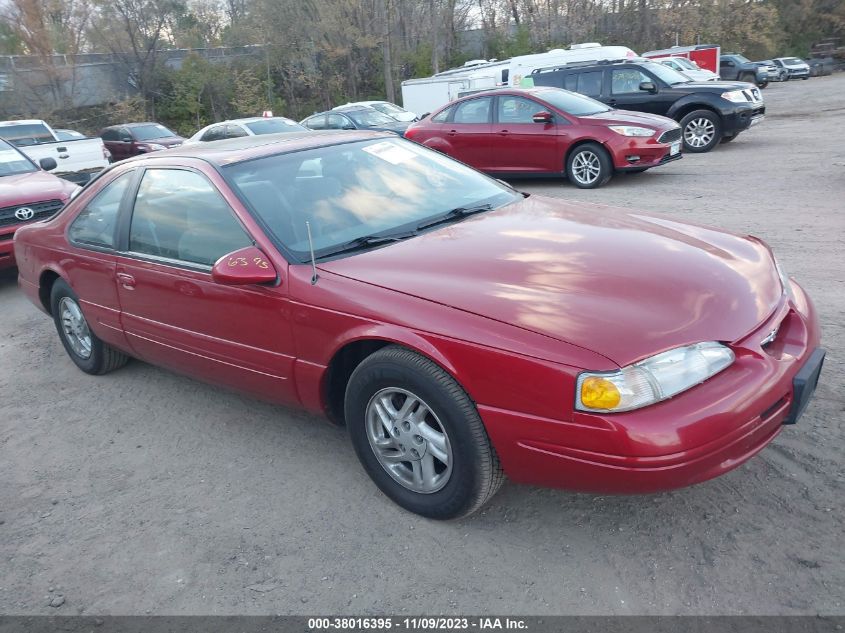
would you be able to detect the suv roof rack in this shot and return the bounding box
[531,58,641,74]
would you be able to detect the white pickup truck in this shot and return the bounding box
[0,119,111,185]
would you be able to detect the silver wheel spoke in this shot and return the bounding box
[365,387,453,494]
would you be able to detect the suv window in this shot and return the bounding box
[129,169,251,266]
[69,172,134,248]
[611,68,651,94]
[453,97,491,124]
[497,96,539,124]
[563,74,577,91]
[577,71,603,97]
[101,128,119,142]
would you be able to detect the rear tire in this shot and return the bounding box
[50,279,129,375]
[566,143,612,189]
[680,110,722,153]
[345,345,504,519]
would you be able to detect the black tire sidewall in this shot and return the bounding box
[51,279,105,374]
[567,143,612,189]
[345,351,490,519]
[680,110,722,153]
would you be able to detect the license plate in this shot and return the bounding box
[670,141,681,156]
[783,348,825,425]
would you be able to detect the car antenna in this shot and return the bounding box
[306,221,319,285]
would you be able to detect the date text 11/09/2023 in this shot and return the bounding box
[307,617,528,630]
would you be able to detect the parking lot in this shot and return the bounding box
[0,74,843,616]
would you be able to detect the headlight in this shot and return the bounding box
[772,254,796,303]
[608,126,655,137]
[721,90,748,102]
[147,143,167,151]
[575,342,735,413]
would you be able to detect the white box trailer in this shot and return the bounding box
[400,43,637,116]
[400,61,509,117]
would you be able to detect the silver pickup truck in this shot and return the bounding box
[0,119,111,185]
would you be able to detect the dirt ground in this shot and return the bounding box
[1,75,843,616]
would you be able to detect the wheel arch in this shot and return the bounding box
[37,268,64,315]
[668,99,720,122]
[319,327,462,426]
[564,138,610,171]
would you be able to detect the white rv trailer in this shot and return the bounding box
[400,43,637,116]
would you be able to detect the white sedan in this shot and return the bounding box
[185,117,306,144]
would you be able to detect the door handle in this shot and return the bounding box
[447,129,457,136]
[116,272,136,290]
[498,129,509,135]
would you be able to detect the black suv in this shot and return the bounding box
[530,59,765,152]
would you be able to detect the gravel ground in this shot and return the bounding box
[0,75,843,616]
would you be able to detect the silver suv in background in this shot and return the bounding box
[773,57,811,80]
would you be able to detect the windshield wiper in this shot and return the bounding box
[417,204,494,231]
[316,230,417,259]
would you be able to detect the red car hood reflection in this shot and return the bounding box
[581,109,679,129]
[320,196,783,367]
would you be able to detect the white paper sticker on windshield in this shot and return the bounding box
[362,141,416,165]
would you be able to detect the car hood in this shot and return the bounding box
[581,109,678,129]
[0,170,77,205]
[368,122,410,134]
[147,136,185,146]
[677,79,754,91]
[389,112,418,122]
[320,196,782,367]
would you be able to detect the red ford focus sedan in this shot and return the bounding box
[14,132,823,519]
[404,87,682,188]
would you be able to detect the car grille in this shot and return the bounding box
[657,128,682,144]
[0,199,64,228]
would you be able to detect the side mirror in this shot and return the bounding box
[212,246,277,285]
[39,157,57,171]
[121,136,133,142]
[532,111,553,123]
[639,81,657,93]
[342,124,356,130]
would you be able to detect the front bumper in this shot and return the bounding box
[722,103,766,135]
[480,282,821,493]
[607,131,683,171]
[0,229,14,269]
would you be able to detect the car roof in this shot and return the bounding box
[119,130,392,167]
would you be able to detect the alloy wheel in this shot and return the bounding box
[365,387,453,494]
[684,118,716,149]
[571,150,602,185]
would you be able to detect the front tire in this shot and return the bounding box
[566,143,612,189]
[50,279,129,375]
[680,110,722,153]
[345,345,504,519]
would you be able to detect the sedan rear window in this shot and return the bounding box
[244,118,306,135]
[225,138,518,261]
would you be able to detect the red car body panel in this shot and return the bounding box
[13,132,822,494]
[405,88,682,174]
[0,169,77,269]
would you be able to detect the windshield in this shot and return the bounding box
[0,140,36,176]
[225,137,519,261]
[56,129,85,140]
[370,103,406,115]
[733,54,751,63]
[0,122,55,146]
[673,58,698,70]
[783,57,803,65]
[536,88,610,116]
[640,61,691,85]
[132,124,178,141]
[245,118,306,135]
[343,109,397,127]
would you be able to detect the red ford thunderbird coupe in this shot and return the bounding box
[14,131,823,519]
